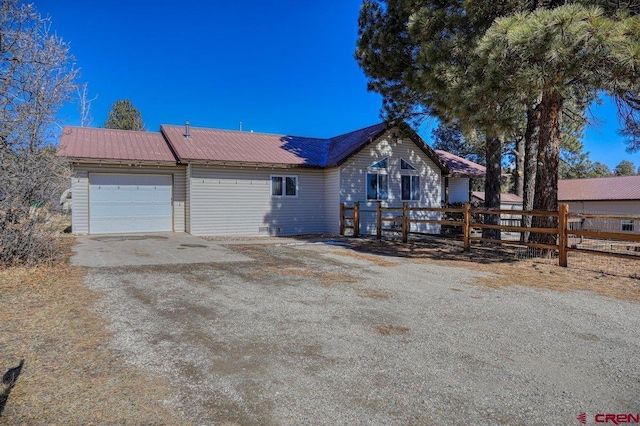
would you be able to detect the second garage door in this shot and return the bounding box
[89,174,173,234]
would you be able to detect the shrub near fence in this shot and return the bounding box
[340,202,640,270]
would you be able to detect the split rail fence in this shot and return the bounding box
[340,201,640,268]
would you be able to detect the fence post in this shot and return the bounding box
[463,202,471,252]
[402,202,408,243]
[376,201,382,240]
[353,202,360,238]
[558,203,568,267]
[340,202,345,236]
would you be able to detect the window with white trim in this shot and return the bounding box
[271,175,297,197]
[400,158,420,200]
[401,175,421,200]
[367,158,389,200]
[621,220,635,232]
[400,159,416,170]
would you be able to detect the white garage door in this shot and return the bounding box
[89,174,173,234]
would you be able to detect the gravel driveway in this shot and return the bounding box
[83,239,640,425]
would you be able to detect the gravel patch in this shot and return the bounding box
[83,242,640,425]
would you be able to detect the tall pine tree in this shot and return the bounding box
[104,99,145,131]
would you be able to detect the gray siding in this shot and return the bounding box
[323,167,341,234]
[339,129,442,235]
[186,164,192,233]
[449,177,470,203]
[565,200,640,235]
[71,169,89,234]
[70,164,186,234]
[189,165,329,236]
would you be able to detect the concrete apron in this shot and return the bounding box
[72,232,252,267]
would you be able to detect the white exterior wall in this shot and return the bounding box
[323,167,341,234]
[189,165,329,236]
[339,130,442,235]
[449,177,470,203]
[565,200,640,234]
[70,164,186,235]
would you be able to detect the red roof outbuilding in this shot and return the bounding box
[559,175,640,201]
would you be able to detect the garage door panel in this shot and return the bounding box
[89,174,172,234]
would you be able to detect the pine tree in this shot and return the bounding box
[614,160,636,176]
[475,4,640,241]
[104,99,144,131]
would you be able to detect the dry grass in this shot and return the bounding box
[356,288,391,300]
[336,250,399,267]
[374,324,410,336]
[0,236,185,425]
[249,265,360,287]
[345,239,640,302]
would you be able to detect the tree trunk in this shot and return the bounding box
[482,135,502,240]
[514,137,524,198]
[532,90,563,245]
[521,105,540,242]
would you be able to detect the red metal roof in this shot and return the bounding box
[57,126,176,163]
[472,192,523,203]
[325,122,388,165]
[559,176,640,201]
[435,150,486,178]
[58,122,449,171]
[161,125,329,167]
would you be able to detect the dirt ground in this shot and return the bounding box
[0,234,638,424]
[0,236,185,425]
[345,238,640,300]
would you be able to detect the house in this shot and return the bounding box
[434,150,485,204]
[472,192,524,240]
[57,122,450,236]
[471,192,524,210]
[559,175,640,234]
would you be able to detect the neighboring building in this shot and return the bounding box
[559,175,640,234]
[57,122,449,236]
[471,192,524,210]
[472,192,524,240]
[435,150,485,204]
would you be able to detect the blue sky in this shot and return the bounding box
[36,0,638,170]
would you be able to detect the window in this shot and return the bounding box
[621,220,635,232]
[401,175,421,200]
[367,173,388,200]
[400,159,420,200]
[400,159,416,170]
[367,158,388,200]
[370,158,388,169]
[271,176,297,197]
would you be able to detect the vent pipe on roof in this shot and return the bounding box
[185,121,190,139]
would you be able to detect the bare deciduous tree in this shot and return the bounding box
[0,0,77,267]
[77,83,97,127]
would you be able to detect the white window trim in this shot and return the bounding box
[368,157,389,171]
[366,172,389,201]
[400,158,418,172]
[270,175,298,198]
[621,219,635,232]
[401,174,421,201]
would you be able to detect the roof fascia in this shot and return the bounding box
[392,121,450,174]
[65,158,180,167]
[332,124,390,167]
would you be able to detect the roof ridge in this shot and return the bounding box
[560,175,640,182]
[160,123,330,141]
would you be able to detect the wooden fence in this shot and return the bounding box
[340,201,640,268]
